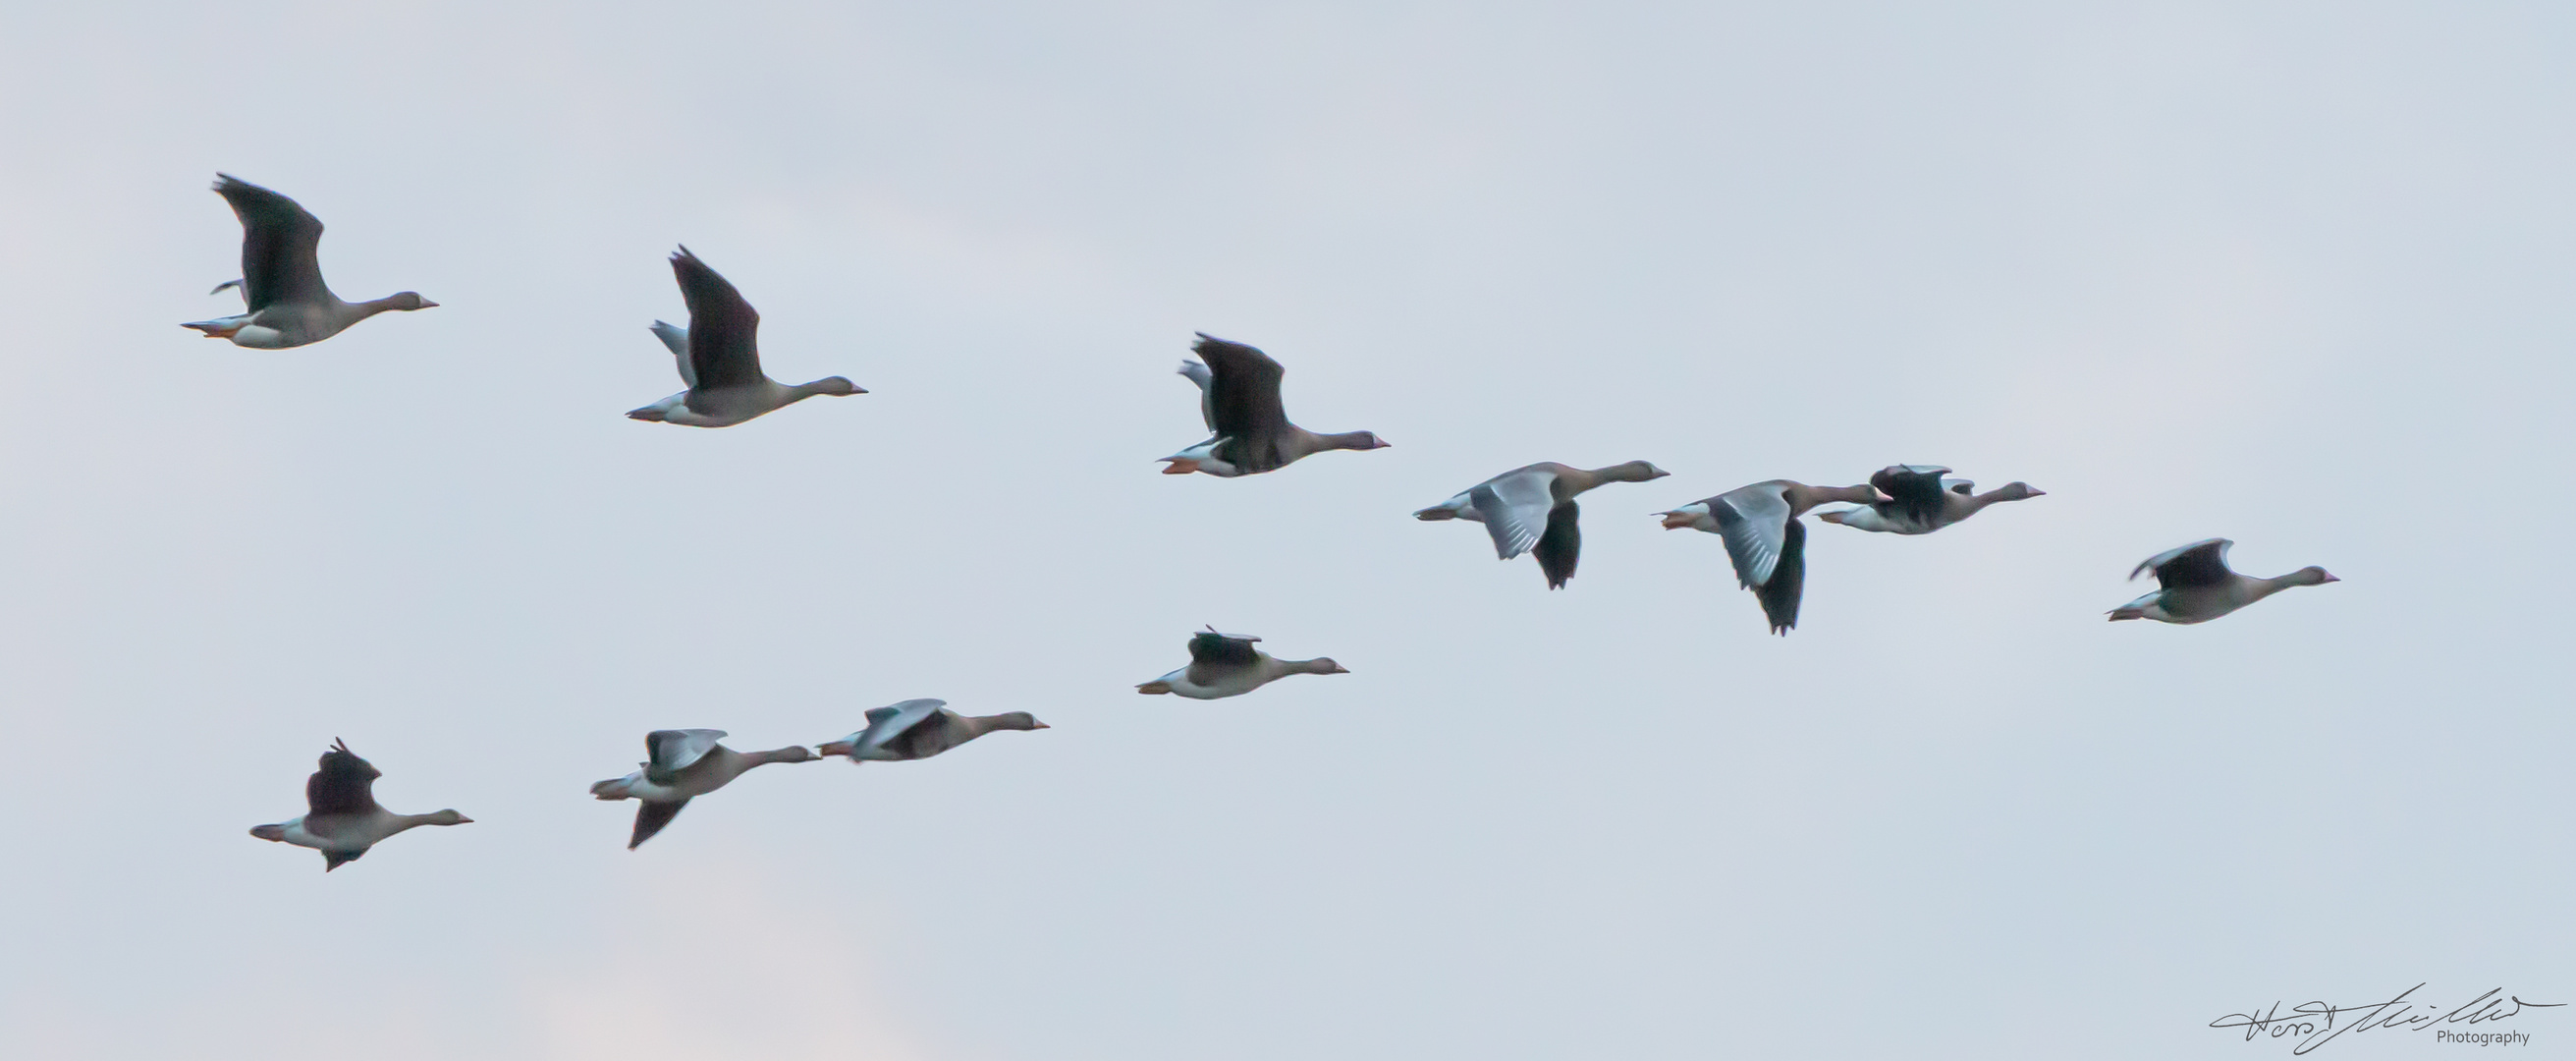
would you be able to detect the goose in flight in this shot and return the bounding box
[1137,628,1347,699]
[248,740,470,870]
[183,175,436,348]
[1819,465,2046,534]
[628,247,865,427]
[1161,334,1388,476]
[589,729,815,848]
[815,698,1050,763]
[2109,538,2337,624]
[1414,461,1670,588]
[1659,478,1887,634]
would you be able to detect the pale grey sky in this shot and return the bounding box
[2,2,2570,1058]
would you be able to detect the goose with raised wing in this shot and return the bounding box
[249,740,470,871]
[1660,478,1887,634]
[2109,538,2337,624]
[1818,465,2046,534]
[1161,334,1388,476]
[627,247,865,427]
[816,698,1050,763]
[1415,461,1670,588]
[183,175,436,348]
[589,729,815,848]
[1137,628,1347,699]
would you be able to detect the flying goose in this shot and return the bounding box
[1659,478,1887,634]
[248,740,470,870]
[627,247,865,427]
[1160,334,1388,476]
[1818,465,2046,534]
[589,729,815,848]
[183,175,436,348]
[816,698,1050,763]
[2110,538,2337,624]
[1414,461,1671,588]
[1137,628,1347,699]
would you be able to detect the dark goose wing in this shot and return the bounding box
[643,729,726,785]
[2134,538,2233,589]
[885,711,963,759]
[858,699,945,757]
[1754,518,1808,635]
[214,174,330,310]
[1534,500,1581,589]
[1870,465,1952,528]
[1192,334,1292,472]
[630,799,688,849]
[305,738,383,816]
[1184,628,1262,686]
[671,247,765,393]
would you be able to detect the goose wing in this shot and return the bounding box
[650,320,696,388]
[1533,500,1581,588]
[214,175,329,310]
[1754,517,1807,634]
[1708,482,1795,588]
[630,798,688,849]
[1185,629,1263,686]
[1468,467,1561,560]
[305,738,382,816]
[644,729,727,781]
[1870,465,1952,528]
[1193,334,1292,470]
[671,247,764,392]
[857,698,947,754]
[2133,538,2233,588]
[884,709,965,759]
[1176,360,1216,430]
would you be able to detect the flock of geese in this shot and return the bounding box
[197,174,2341,870]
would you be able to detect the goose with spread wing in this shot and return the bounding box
[249,740,470,870]
[816,698,1050,763]
[1818,465,2045,534]
[184,175,436,348]
[628,247,865,427]
[1414,461,1670,588]
[1161,334,1388,476]
[2109,538,2337,624]
[1659,478,1887,634]
[589,729,815,848]
[1137,628,1346,699]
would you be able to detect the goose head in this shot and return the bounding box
[802,376,866,397]
[990,711,1051,731]
[1607,460,1672,482]
[423,810,473,825]
[2287,566,2339,586]
[386,292,438,310]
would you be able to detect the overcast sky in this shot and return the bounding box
[3,2,2571,1059]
